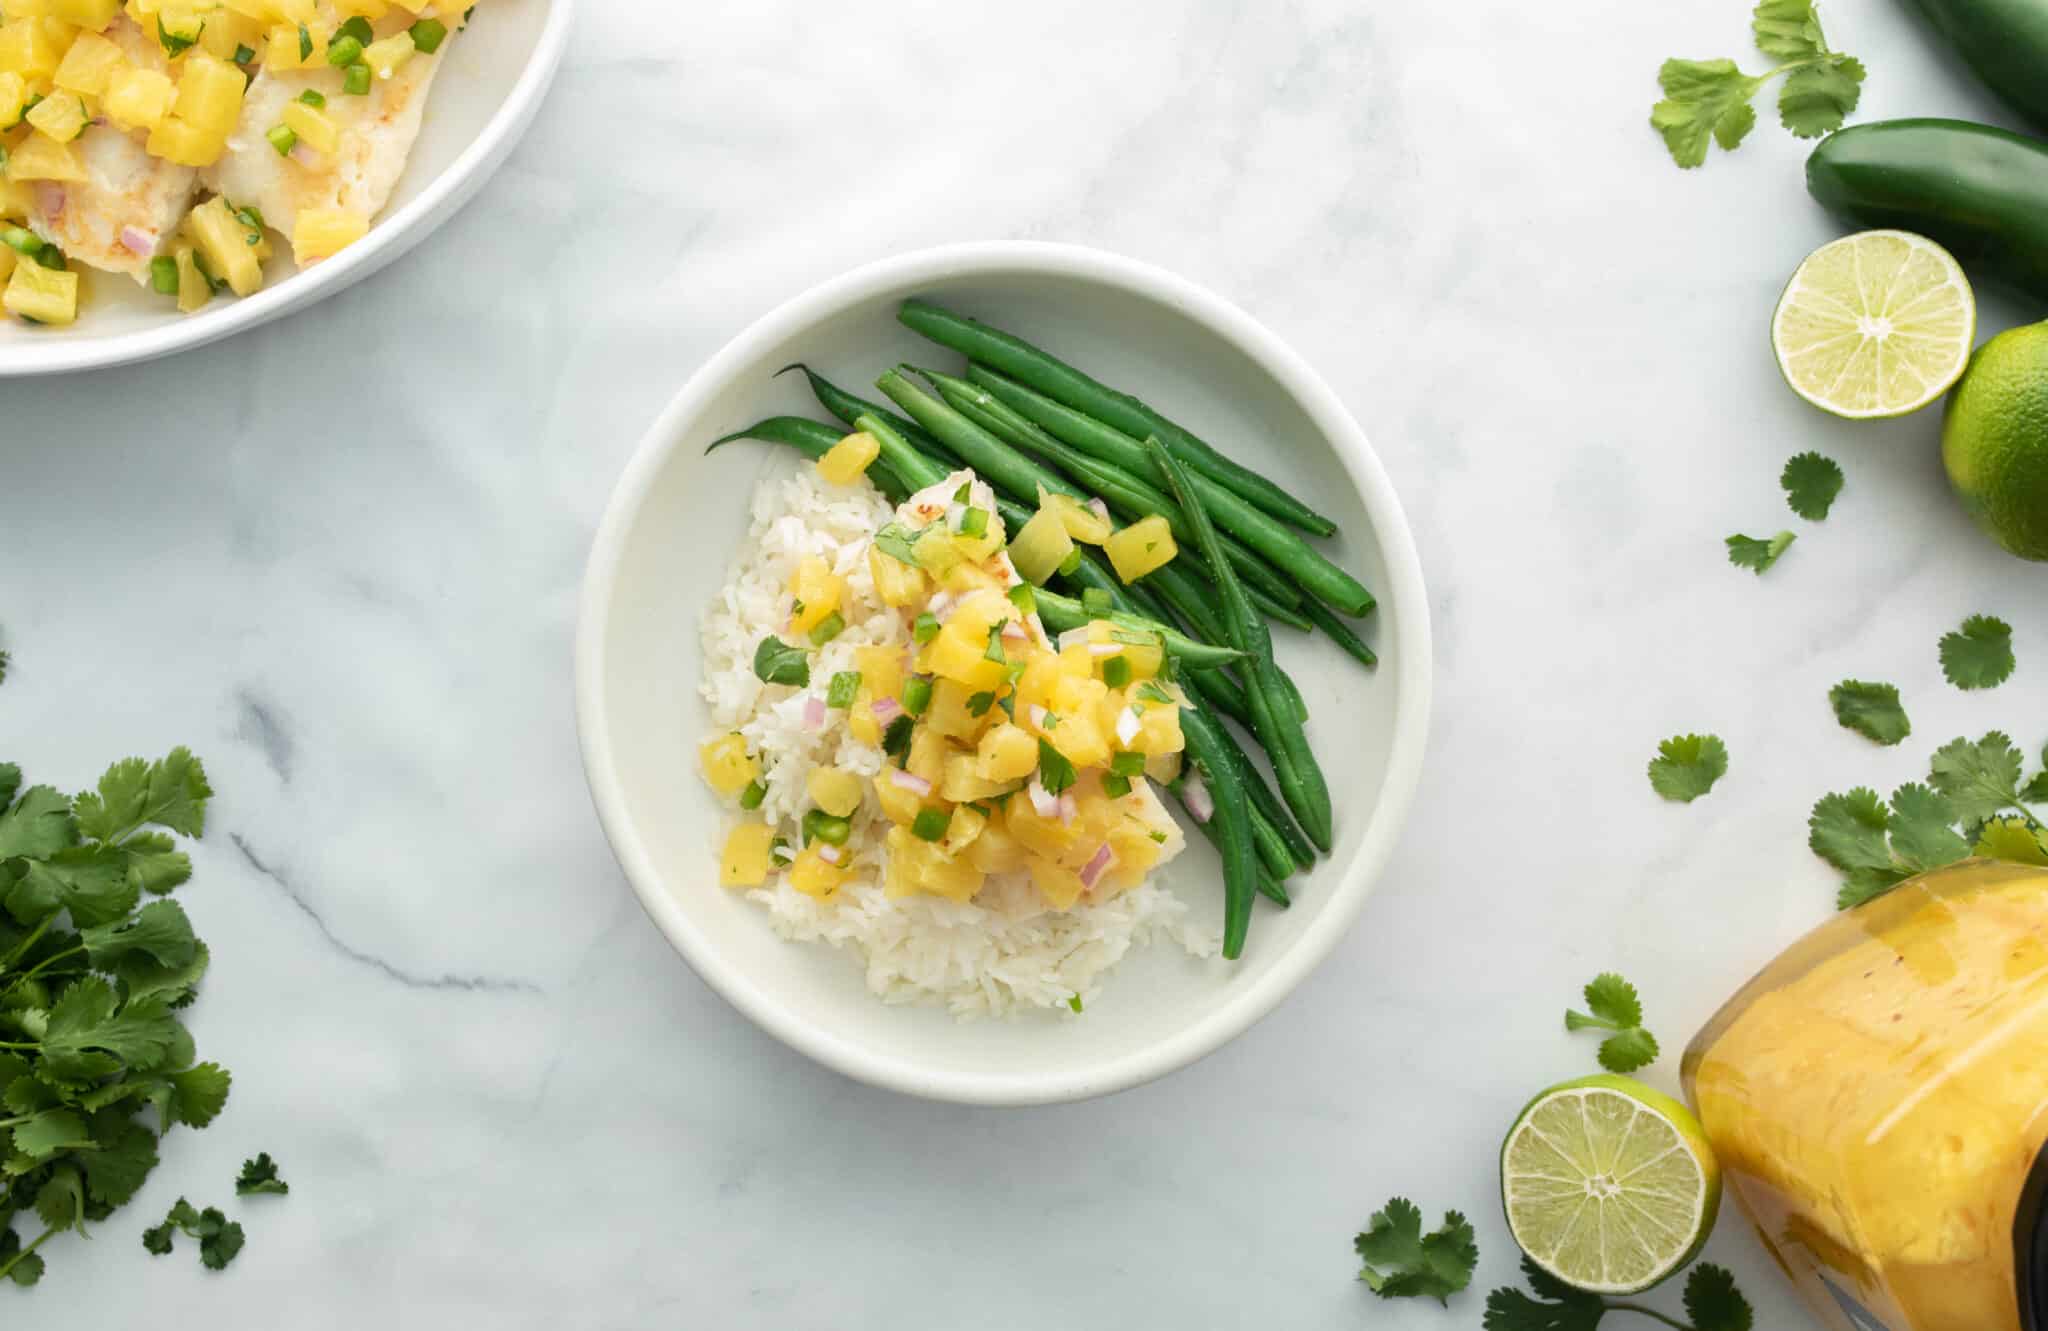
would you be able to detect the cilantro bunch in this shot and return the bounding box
[1811,732,2048,909]
[1486,1258,1753,1331]
[0,750,228,1288]
[1651,0,1865,168]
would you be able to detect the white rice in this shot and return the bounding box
[698,462,1218,1018]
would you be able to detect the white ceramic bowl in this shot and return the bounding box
[577,243,1432,1106]
[0,0,572,378]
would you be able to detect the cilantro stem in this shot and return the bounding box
[16,942,86,981]
[1605,1303,1694,1331]
[0,1225,59,1283]
[0,912,58,971]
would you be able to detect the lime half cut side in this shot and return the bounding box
[1772,229,1976,419]
[1500,1075,1722,1296]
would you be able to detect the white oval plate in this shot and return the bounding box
[578,243,1433,1105]
[0,0,571,378]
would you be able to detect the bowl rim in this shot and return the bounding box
[575,240,1434,1106]
[0,0,575,379]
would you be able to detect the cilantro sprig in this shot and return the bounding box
[1649,734,1727,803]
[1725,531,1795,575]
[0,750,229,1289]
[1566,974,1660,1073]
[140,1198,243,1270]
[1486,1258,1753,1331]
[1811,732,2048,908]
[1353,1199,1477,1305]
[236,1153,288,1197]
[1940,615,2015,691]
[1829,680,1910,747]
[1781,452,1843,520]
[1651,0,1865,168]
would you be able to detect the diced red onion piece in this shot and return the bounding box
[1087,642,1122,658]
[870,696,903,723]
[888,769,932,797]
[33,183,64,219]
[1088,498,1110,523]
[803,696,827,729]
[816,843,842,865]
[927,591,955,619]
[120,225,157,256]
[290,143,319,168]
[1183,773,1214,824]
[1115,707,1141,747]
[1079,843,1115,889]
[1001,619,1027,641]
[1057,628,1089,652]
[1028,777,1059,818]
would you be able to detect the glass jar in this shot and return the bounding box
[1684,859,2048,1331]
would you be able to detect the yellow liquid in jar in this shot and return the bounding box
[1684,861,2048,1331]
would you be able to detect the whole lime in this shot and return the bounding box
[1943,321,2048,562]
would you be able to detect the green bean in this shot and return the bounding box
[876,368,1087,510]
[1148,436,1332,851]
[1032,587,1246,670]
[707,416,913,503]
[963,363,1373,618]
[922,367,1309,616]
[899,298,1338,537]
[1175,702,1260,955]
[1182,786,1292,903]
[779,364,965,470]
[852,412,949,492]
[1301,595,1378,669]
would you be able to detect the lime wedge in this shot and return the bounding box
[1772,229,1976,419]
[1499,1074,1722,1295]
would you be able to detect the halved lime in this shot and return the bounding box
[1499,1074,1722,1295]
[1772,229,1976,419]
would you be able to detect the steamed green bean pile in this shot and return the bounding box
[708,299,1378,957]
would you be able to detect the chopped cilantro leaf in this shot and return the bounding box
[1649,734,1727,803]
[1354,1199,1477,1305]
[752,636,810,687]
[1037,739,1077,796]
[1940,615,2015,690]
[1565,973,1660,1073]
[235,1153,288,1196]
[1726,530,1795,575]
[1781,451,1844,519]
[1829,680,1910,746]
[873,522,921,565]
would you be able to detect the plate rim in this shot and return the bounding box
[575,240,1435,1106]
[0,0,575,379]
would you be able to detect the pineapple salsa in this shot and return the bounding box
[0,0,470,326]
[700,431,1198,945]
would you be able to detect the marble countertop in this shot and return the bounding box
[6,0,2046,1325]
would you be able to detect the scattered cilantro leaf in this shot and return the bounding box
[871,522,920,565]
[1940,615,2015,690]
[1565,973,1661,1073]
[1726,531,1796,574]
[751,636,810,688]
[1829,680,1910,746]
[236,1152,289,1196]
[1650,0,1865,167]
[1036,739,1077,797]
[142,1197,244,1270]
[1928,732,2025,827]
[1353,1199,1478,1304]
[1781,451,1844,519]
[1649,734,1728,803]
[1485,1258,1751,1331]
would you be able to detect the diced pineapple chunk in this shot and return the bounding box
[967,812,1027,874]
[851,645,906,705]
[924,678,992,743]
[974,723,1037,784]
[172,242,210,312]
[949,520,1003,565]
[280,97,338,152]
[846,706,881,747]
[291,208,366,262]
[910,523,963,578]
[925,623,1004,691]
[719,824,776,889]
[5,131,85,181]
[696,732,757,797]
[873,772,924,826]
[0,19,66,81]
[0,72,26,126]
[1008,506,1074,585]
[263,21,317,68]
[50,0,120,26]
[817,431,879,486]
[1029,855,1087,910]
[865,545,926,608]
[102,65,174,130]
[887,827,983,903]
[1130,701,1184,756]
[221,0,286,20]
[196,8,264,60]
[25,91,87,141]
[939,559,1006,597]
[171,51,244,135]
[360,30,415,78]
[332,0,389,17]
[184,196,262,293]
[1040,491,1112,544]
[787,846,846,898]
[939,803,986,859]
[1104,515,1177,583]
[940,751,1006,804]
[1104,818,1166,890]
[1007,796,1078,860]
[4,258,77,324]
[146,115,225,167]
[785,556,844,637]
[806,767,863,819]
[52,29,121,93]
[0,247,14,283]
[905,726,947,789]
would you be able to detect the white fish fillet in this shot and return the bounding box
[23,18,197,282]
[201,43,446,266]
